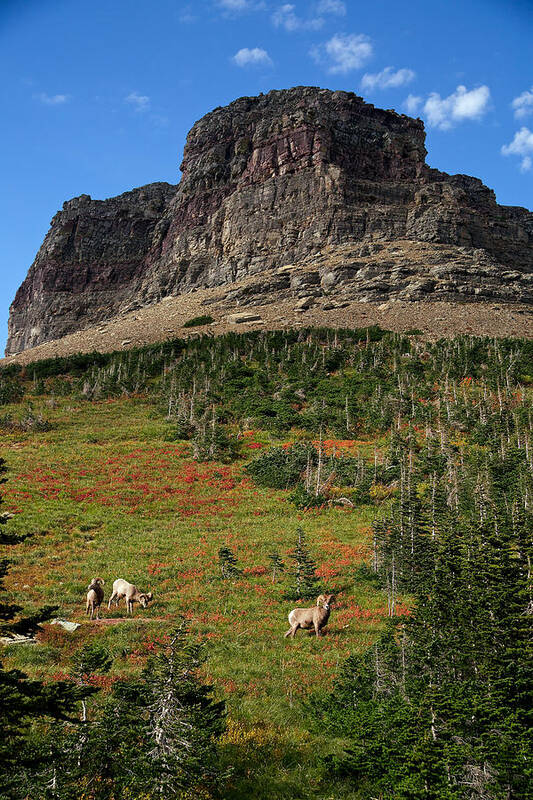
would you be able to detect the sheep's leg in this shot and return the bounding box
[108,592,116,610]
[127,599,132,615]
[314,621,321,637]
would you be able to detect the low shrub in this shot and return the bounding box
[288,483,328,510]
[165,420,196,441]
[192,421,239,462]
[0,377,24,405]
[244,443,316,489]
[0,405,52,432]
[183,315,214,328]
[18,405,53,432]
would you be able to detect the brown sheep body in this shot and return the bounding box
[284,594,334,638]
[86,578,105,620]
[108,578,153,615]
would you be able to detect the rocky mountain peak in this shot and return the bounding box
[6,86,532,355]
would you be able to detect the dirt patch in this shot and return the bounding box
[82,617,169,625]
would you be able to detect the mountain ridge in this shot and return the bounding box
[6,86,533,355]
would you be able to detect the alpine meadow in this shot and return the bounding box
[1,327,531,799]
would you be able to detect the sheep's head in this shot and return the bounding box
[320,594,334,610]
[140,592,153,608]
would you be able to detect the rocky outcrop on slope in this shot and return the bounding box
[7,183,176,353]
[205,240,533,308]
[7,86,533,354]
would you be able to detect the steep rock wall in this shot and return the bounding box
[7,86,533,354]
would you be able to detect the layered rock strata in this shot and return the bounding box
[7,86,533,354]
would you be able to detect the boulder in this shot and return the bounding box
[295,296,314,312]
[226,312,263,324]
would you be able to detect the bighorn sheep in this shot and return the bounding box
[86,578,105,620]
[284,594,334,638]
[108,579,153,615]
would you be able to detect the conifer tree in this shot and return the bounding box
[310,502,533,800]
[218,545,242,579]
[145,623,226,796]
[268,550,285,583]
[286,528,320,600]
[83,621,226,799]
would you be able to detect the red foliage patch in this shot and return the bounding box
[6,447,252,518]
[243,565,267,576]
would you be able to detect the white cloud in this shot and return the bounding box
[272,4,323,31]
[217,0,265,11]
[35,92,69,105]
[272,1,346,30]
[501,126,533,172]
[361,66,415,92]
[125,91,150,112]
[232,47,273,67]
[511,87,533,119]
[311,33,373,74]
[218,0,249,9]
[317,0,346,14]
[423,85,491,130]
[404,94,422,114]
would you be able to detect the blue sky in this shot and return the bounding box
[1,0,531,353]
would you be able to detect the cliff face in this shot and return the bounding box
[7,183,176,353]
[7,86,533,354]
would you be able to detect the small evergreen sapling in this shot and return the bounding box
[285,528,320,600]
[145,623,226,796]
[72,643,112,723]
[268,550,285,583]
[218,546,242,579]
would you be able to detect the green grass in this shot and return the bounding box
[0,394,387,797]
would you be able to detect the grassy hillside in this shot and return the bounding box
[1,327,531,799]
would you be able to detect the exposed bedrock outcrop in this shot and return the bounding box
[7,86,533,354]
